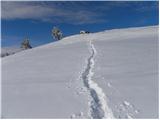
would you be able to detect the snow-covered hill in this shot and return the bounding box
[2,26,158,118]
[1,47,24,57]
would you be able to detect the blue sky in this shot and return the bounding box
[1,1,159,47]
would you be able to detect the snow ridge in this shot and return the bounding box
[82,40,114,118]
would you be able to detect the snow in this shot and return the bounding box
[1,47,24,57]
[2,42,90,118]
[91,26,158,118]
[1,26,158,118]
[81,40,114,118]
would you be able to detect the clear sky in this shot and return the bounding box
[1,1,159,47]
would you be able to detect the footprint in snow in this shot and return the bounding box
[70,112,84,118]
[107,82,112,88]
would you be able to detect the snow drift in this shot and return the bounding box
[1,26,158,118]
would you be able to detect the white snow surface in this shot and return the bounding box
[2,26,158,118]
[1,47,24,57]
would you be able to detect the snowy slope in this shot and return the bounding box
[2,26,158,118]
[1,47,24,57]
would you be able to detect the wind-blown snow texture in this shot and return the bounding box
[2,26,158,118]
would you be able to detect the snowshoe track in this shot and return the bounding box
[81,40,114,118]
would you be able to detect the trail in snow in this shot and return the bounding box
[81,40,114,119]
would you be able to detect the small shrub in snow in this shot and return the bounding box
[52,27,63,40]
[21,38,32,49]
